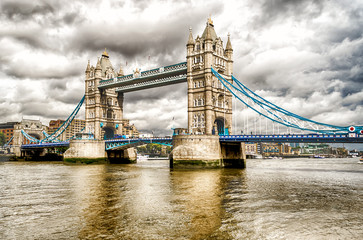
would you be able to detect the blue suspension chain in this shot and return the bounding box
[211,68,360,134]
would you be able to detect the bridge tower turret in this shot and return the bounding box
[85,49,124,140]
[186,18,233,135]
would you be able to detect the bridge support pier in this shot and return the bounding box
[13,145,21,157]
[170,135,246,169]
[107,148,137,164]
[220,142,246,168]
[64,139,107,164]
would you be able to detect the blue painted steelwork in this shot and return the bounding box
[21,129,40,143]
[41,96,85,142]
[220,134,363,143]
[211,68,363,134]
[105,137,172,150]
[21,141,70,149]
[19,133,363,151]
[4,135,14,147]
[21,96,85,143]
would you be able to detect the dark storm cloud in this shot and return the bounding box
[67,3,224,59]
[3,59,83,79]
[254,0,325,27]
[1,0,55,21]
[238,0,363,116]
[0,30,51,51]
[19,101,78,119]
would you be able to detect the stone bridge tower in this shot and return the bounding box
[85,49,124,140]
[187,17,233,135]
[12,119,47,157]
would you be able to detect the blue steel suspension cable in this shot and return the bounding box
[211,68,350,134]
[21,130,40,143]
[219,70,344,133]
[211,68,300,130]
[20,96,85,143]
[231,78,302,129]
[4,135,14,146]
[231,76,348,131]
[41,95,85,142]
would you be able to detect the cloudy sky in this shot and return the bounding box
[0,0,362,142]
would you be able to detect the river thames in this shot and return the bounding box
[0,157,362,239]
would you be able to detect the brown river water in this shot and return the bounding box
[0,157,362,239]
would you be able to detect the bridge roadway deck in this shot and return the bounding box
[21,134,363,150]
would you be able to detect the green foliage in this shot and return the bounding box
[136,143,172,156]
[0,132,6,146]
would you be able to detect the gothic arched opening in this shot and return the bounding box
[103,127,115,140]
[214,118,225,135]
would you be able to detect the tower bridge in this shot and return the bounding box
[13,17,363,167]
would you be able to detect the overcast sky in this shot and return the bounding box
[0,0,362,142]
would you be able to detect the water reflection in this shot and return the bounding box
[170,170,223,239]
[0,158,362,239]
[74,165,122,239]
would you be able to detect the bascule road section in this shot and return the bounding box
[98,62,187,92]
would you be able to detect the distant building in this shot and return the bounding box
[245,142,258,154]
[0,122,18,143]
[48,119,65,140]
[48,119,86,141]
[301,143,332,154]
[261,143,293,156]
[121,120,139,138]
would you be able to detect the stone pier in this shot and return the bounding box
[170,135,246,169]
[63,139,137,164]
[64,139,107,163]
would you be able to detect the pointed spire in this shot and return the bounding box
[85,60,90,72]
[208,15,214,26]
[95,57,101,70]
[118,63,124,76]
[102,48,109,58]
[226,33,232,51]
[205,23,212,41]
[187,27,195,46]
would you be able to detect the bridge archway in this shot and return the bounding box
[214,118,225,135]
[103,127,115,140]
[28,133,41,140]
